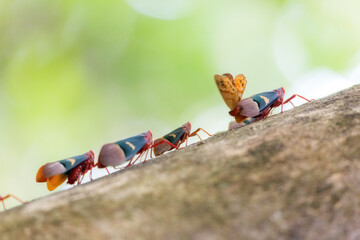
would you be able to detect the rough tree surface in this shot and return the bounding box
[1,85,360,240]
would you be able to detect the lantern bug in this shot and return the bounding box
[98,131,182,169]
[0,194,24,211]
[36,150,95,191]
[153,122,213,156]
[229,87,311,123]
[214,73,247,110]
[98,131,152,168]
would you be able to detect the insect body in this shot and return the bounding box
[153,122,212,156]
[0,194,24,211]
[98,131,154,168]
[229,87,310,123]
[36,151,95,191]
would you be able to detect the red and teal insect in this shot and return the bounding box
[36,150,95,191]
[0,194,24,211]
[98,131,155,168]
[229,87,310,123]
[153,122,212,156]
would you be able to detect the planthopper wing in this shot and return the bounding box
[47,174,67,191]
[234,74,247,99]
[248,90,280,114]
[115,132,150,161]
[153,125,186,156]
[214,74,240,110]
[238,90,280,117]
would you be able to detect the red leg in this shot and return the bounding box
[78,174,85,185]
[8,195,24,204]
[126,157,134,167]
[289,100,295,108]
[128,152,144,166]
[283,94,311,105]
[89,169,94,181]
[269,107,277,116]
[2,195,24,204]
[1,195,24,211]
[94,161,111,174]
[281,94,310,113]
[189,128,213,137]
[135,152,144,165]
[186,128,213,143]
[151,139,178,149]
[189,128,213,142]
[1,199,6,211]
[137,151,145,164]
[143,149,150,162]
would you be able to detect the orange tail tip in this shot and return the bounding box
[36,165,47,182]
[47,174,67,191]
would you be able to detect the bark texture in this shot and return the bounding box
[1,85,360,240]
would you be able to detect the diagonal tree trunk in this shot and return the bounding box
[1,85,360,240]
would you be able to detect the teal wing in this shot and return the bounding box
[115,132,148,161]
[250,91,280,114]
[58,154,89,173]
[163,126,186,145]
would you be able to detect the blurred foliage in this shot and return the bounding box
[0,0,359,206]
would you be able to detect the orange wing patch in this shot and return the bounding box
[47,174,67,191]
[214,74,240,110]
[36,165,47,182]
[234,74,247,99]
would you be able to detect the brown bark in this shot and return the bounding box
[1,85,360,240]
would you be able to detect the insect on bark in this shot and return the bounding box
[152,122,213,156]
[36,150,95,191]
[229,87,311,124]
[214,74,311,128]
[98,131,156,169]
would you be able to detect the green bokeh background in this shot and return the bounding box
[1,0,359,207]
